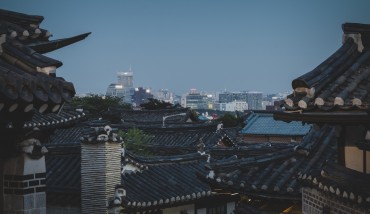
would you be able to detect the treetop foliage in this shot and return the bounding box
[140,98,180,110]
[69,94,131,118]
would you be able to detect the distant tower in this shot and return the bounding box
[117,70,133,88]
[106,67,134,103]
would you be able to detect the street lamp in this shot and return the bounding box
[162,112,186,127]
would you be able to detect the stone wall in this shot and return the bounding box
[2,154,46,214]
[302,187,367,214]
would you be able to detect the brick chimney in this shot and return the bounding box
[80,124,122,214]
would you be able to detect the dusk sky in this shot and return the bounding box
[2,1,370,95]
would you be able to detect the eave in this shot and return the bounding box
[27,32,91,54]
[273,111,370,125]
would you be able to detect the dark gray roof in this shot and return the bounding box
[240,112,311,136]
[0,9,89,126]
[204,125,337,200]
[122,152,212,210]
[124,150,207,166]
[283,23,370,112]
[120,125,239,155]
[23,109,86,129]
[45,145,80,207]
[299,162,370,208]
[49,126,84,145]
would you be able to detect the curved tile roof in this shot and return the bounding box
[240,112,311,136]
[49,126,84,145]
[283,23,370,112]
[204,125,337,200]
[122,156,212,210]
[119,125,239,155]
[124,150,207,166]
[23,109,86,129]
[45,146,80,207]
[300,162,370,208]
[0,9,89,119]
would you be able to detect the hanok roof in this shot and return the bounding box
[204,125,337,200]
[299,162,370,208]
[118,124,239,155]
[45,144,81,208]
[0,9,89,122]
[23,108,86,130]
[240,112,311,136]
[121,152,213,211]
[139,125,238,152]
[280,23,370,115]
[49,126,84,145]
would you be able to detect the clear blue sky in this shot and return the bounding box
[2,1,370,95]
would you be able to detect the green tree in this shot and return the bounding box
[118,128,151,156]
[215,112,245,128]
[69,94,131,118]
[140,98,179,110]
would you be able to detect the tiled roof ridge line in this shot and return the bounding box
[124,150,206,165]
[299,127,335,177]
[291,38,356,90]
[242,112,260,131]
[315,51,370,107]
[0,9,44,27]
[292,39,359,110]
[208,147,295,171]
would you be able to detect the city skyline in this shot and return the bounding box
[2,1,370,95]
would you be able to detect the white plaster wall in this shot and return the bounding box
[345,146,364,173]
[24,155,45,174]
[163,204,195,214]
[3,154,45,175]
[227,201,236,214]
[196,208,206,214]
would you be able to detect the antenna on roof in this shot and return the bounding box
[129,64,132,72]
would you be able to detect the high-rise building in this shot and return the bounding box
[246,91,263,110]
[106,69,134,103]
[132,87,153,106]
[181,89,209,110]
[106,84,124,97]
[153,89,174,104]
[117,71,133,88]
[218,91,263,110]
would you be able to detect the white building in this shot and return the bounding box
[226,100,248,112]
[215,101,248,112]
[153,89,174,104]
